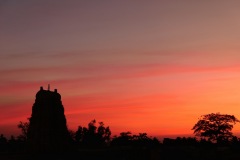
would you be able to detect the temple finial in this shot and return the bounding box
[48,84,50,91]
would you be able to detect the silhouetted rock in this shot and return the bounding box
[27,86,71,153]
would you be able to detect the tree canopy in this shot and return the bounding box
[17,119,30,141]
[75,119,111,147]
[192,113,239,143]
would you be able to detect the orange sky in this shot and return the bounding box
[1,1,240,138]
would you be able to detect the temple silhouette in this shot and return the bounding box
[27,85,71,153]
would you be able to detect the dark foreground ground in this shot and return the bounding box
[2,145,240,160]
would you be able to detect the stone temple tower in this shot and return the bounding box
[27,85,71,153]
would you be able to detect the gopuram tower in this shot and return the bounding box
[27,85,71,153]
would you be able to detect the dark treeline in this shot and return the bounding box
[0,119,161,152]
[1,86,240,159]
[1,119,240,160]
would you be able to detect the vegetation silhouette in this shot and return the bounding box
[2,87,240,159]
[74,119,111,148]
[111,131,160,148]
[192,113,240,143]
[17,120,29,141]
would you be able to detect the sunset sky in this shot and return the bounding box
[1,0,240,139]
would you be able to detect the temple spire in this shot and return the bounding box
[28,86,69,153]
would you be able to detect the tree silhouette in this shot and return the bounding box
[111,132,160,148]
[0,134,7,152]
[111,131,133,146]
[192,113,239,143]
[97,121,111,143]
[17,119,29,141]
[75,119,111,147]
